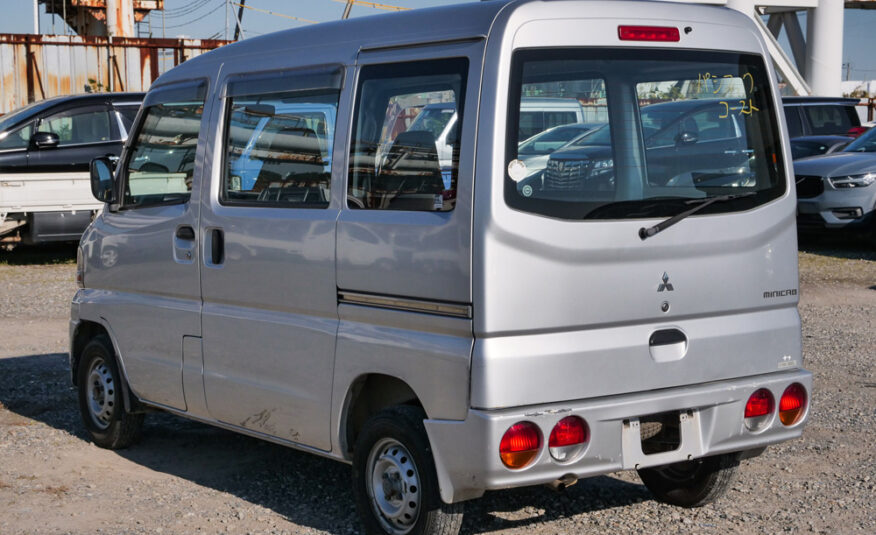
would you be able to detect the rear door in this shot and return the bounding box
[199,67,344,450]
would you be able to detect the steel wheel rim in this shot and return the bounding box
[86,357,115,430]
[366,438,421,535]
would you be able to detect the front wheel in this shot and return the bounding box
[352,405,463,535]
[637,452,741,508]
[76,335,144,449]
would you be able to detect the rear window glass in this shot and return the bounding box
[803,105,857,135]
[505,49,785,221]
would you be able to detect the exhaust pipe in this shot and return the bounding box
[546,473,578,492]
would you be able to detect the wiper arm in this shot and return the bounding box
[638,192,756,241]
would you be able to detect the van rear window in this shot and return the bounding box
[505,49,785,220]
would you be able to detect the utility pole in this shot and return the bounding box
[33,0,39,34]
[233,0,247,41]
[225,0,229,41]
[342,1,354,19]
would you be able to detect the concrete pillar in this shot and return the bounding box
[106,0,135,38]
[806,0,844,96]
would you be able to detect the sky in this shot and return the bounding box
[2,0,875,81]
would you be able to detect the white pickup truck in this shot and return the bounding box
[0,92,142,245]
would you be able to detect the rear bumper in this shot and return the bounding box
[425,369,811,503]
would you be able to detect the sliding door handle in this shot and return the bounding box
[211,228,224,265]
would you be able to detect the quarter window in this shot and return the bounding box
[222,90,338,208]
[122,82,206,207]
[348,58,468,211]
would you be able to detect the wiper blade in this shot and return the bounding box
[638,191,757,241]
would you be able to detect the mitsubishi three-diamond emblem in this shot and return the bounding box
[657,272,674,292]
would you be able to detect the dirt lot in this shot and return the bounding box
[0,241,874,535]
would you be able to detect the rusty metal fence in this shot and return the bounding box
[0,33,230,115]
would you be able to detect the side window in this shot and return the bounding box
[38,107,112,145]
[222,90,338,208]
[115,106,141,136]
[0,122,33,150]
[348,57,468,211]
[123,83,206,207]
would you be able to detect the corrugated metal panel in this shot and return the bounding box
[0,33,230,115]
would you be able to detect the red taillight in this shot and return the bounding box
[847,126,867,138]
[744,388,774,432]
[618,25,680,42]
[744,389,774,418]
[779,383,807,426]
[500,422,541,469]
[548,416,589,462]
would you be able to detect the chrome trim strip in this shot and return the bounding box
[338,291,472,319]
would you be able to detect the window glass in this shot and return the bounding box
[506,49,784,220]
[222,90,337,208]
[0,122,33,150]
[783,107,803,138]
[116,106,140,134]
[804,105,853,135]
[348,58,468,211]
[39,108,112,145]
[123,100,204,207]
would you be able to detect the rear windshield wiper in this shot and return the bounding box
[638,191,757,241]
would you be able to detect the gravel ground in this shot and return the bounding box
[0,241,874,535]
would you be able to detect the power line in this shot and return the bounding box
[164,1,227,29]
[230,2,318,24]
[327,0,410,12]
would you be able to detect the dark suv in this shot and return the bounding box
[0,92,143,245]
[782,96,862,138]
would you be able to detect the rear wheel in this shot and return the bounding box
[76,335,143,449]
[637,452,740,508]
[352,405,463,535]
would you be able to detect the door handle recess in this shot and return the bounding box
[211,229,224,265]
[176,226,195,240]
[649,328,688,363]
[649,329,686,347]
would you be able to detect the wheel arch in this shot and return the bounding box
[340,373,423,459]
[71,320,145,414]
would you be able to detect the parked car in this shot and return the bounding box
[790,135,852,160]
[782,96,861,138]
[520,98,754,195]
[0,92,144,245]
[72,3,810,535]
[794,126,876,242]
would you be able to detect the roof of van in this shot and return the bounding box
[155,0,751,87]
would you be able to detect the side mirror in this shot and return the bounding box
[676,131,698,145]
[32,131,60,149]
[90,157,117,203]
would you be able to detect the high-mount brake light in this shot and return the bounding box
[744,388,774,432]
[548,416,589,462]
[500,422,541,469]
[618,25,680,42]
[779,383,807,426]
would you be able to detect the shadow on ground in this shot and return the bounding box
[0,244,77,265]
[797,232,875,261]
[0,352,650,534]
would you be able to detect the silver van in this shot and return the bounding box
[72,2,811,534]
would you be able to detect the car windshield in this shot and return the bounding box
[505,48,784,220]
[519,124,594,155]
[407,106,455,139]
[842,128,876,153]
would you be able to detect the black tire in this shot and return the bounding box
[76,335,144,449]
[637,452,741,508]
[352,405,463,535]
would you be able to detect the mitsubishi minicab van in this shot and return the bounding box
[72,2,811,534]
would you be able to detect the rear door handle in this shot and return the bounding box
[176,225,195,240]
